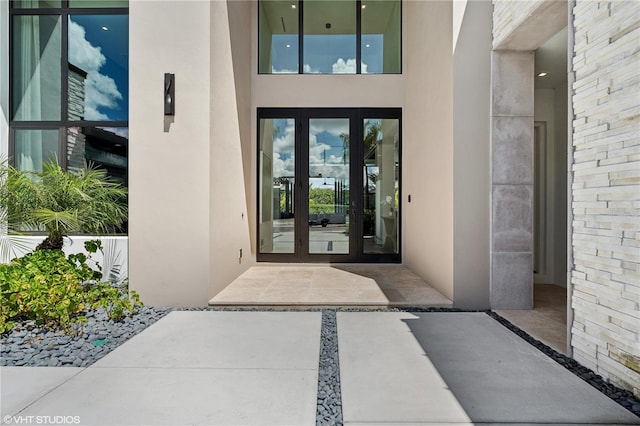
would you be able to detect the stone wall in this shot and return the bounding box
[570,0,640,397]
[493,0,566,50]
[493,0,543,47]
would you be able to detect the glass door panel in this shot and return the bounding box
[259,118,296,254]
[257,108,400,263]
[308,118,350,254]
[362,118,399,254]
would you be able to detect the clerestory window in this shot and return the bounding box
[259,0,401,74]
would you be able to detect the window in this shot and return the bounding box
[259,0,401,74]
[9,1,128,179]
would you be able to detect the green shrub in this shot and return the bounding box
[0,240,141,334]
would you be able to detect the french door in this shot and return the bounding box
[258,108,401,263]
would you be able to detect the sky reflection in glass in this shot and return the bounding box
[68,14,128,121]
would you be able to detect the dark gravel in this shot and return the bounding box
[1,306,170,367]
[316,310,343,425]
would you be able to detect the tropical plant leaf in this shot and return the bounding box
[31,209,80,234]
[102,238,125,284]
[3,160,128,248]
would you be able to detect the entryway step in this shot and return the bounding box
[208,264,452,308]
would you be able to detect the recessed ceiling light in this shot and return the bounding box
[361,4,366,9]
[365,44,370,48]
[101,26,109,31]
[537,72,548,77]
[291,4,296,8]
[286,44,291,48]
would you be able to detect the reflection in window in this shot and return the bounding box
[67,127,128,185]
[259,0,299,73]
[13,0,61,8]
[68,15,128,121]
[69,0,128,7]
[308,119,350,254]
[12,15,61,121]
[259,118,296,254]
[303,0,356,74]
[361,0,401,74]
[363,118,399,254]
[259,0,400,74]
[14,129,59,172]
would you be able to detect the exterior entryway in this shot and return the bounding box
[208,264,451,308]
[257,108,401,263]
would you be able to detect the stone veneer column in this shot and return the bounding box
[490,51,534,309]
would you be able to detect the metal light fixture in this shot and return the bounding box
[164,73,175,116]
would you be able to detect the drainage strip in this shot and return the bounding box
[316,309,343,425]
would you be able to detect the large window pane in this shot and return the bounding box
[259,118,296,254]
[12,15,61,121]
[13,1,61,8]
[259,0,299,73]
[308,118,349,254]
[67,126,128,184]
[303,0,356,74]
[362,118,399,254]
[14,129,59,172]
[68,15,128,121]
[361,0,401,73]
[69,0,129,7]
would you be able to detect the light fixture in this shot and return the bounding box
[286,44,291,48]
[164,73,175,116]
[365,44,371,48]
[101,26,109,31]
[362,4,366,9]
[537,72,549,77]
[291,3,296,8]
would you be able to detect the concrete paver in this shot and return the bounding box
[7,368,317,425]
[337,312,471,423]
[0,367,83,418]
[404,312,639,424]
[2,311,321,425]
[93,311,321,369]
[1,311,639,425]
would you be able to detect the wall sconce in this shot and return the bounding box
[164,73,175,116]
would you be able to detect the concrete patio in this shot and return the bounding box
[2,310,638,425]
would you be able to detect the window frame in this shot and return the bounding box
[258,0,402,75]
[9,1,128,170]
[8,1,129,235]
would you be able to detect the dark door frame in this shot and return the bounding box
[257,107,401,263]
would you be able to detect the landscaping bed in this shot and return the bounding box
[1,306,170,367]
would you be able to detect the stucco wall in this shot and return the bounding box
[570,0,640,397]
[452,0,492,309]
[404,0,454,300]
[209,0,253,299]
[129,1,212,307]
